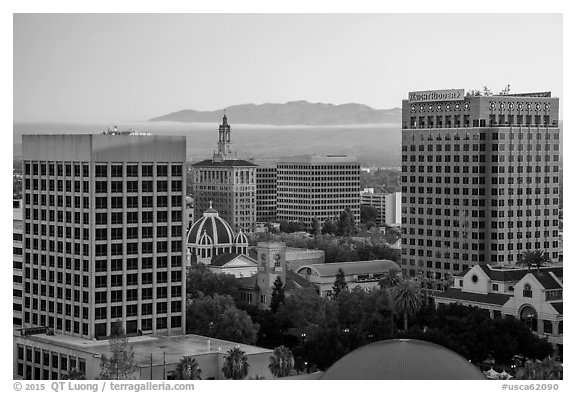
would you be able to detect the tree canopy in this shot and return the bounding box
[186,263,240,301]
[186,294,259,345]
[270,276,286,313]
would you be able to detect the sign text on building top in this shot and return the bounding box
[409,89,465,103]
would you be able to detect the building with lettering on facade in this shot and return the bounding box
[191,115,257,232]
[401,89,561,292]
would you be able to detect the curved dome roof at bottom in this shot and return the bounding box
[320,339,485,380]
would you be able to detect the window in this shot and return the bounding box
[523,284,532,298]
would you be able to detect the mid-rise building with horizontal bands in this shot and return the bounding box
[276,154,360,227]
[360,189,401,226]
[401,89,561,291]
[192,115,257,232]
[19,133,187,340]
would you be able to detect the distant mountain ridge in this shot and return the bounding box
[149,100,401,125]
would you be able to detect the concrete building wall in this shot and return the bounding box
[20,134,187,340]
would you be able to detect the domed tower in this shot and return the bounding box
[233,229,249,255]
[196,230,213,264]
[187,202,235,265]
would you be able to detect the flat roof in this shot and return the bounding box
[16,333,272,366]
[277,154,359,164]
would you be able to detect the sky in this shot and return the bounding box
[13,13,563,122]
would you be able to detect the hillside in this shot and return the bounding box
[149,100,401,125]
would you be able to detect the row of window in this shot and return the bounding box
[24,162,183,178]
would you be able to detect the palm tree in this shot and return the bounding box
[268,346,294,378]
[379,270,401,337]
[390,278,424,332]
[517,250,551,274]
[515,358,562,380]
[222,347,249,380]
[379,270,401,290]
[173,356,202,380]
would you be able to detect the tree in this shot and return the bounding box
[186,263,240,301]
[517,250,551,273]
[110,319,124,339]
[186,294,259,344]
[270,277,286,313]
[515,358,562,380]
[213,307,260,345]
[379,270,401,290]
[222,347,249,380]
[322,220,338,235]
[62,369,86,380]
[378,270,401,336]
[390,278,423,332]
[332,268,348,298]
[268,346,294,378]
[99,324,137,380]
[173,356,202,380]
[310,218,321,236]
[337,207,356,236]
[360,205,379,227]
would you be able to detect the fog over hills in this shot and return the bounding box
[13,121,402,167]
[150,100,402,126]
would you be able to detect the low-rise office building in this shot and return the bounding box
[295,260,400,298]
[14,332,273,380]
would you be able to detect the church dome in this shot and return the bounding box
[197,230,213,246]
[187,203,235,246]
[320,339,485,380]
[234,229,248,245]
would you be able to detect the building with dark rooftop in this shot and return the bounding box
[191,115,257,232]
[435,264,563,352]
[401,89,561,292]
[320,339,485,380]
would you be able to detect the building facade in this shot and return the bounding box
[14,333,274,380]
[360,189,401,226]
[14,199,24,328]
[276,154,361,227]
[255,160,277,223]
[191,115,257,232]
[435,264,563,352]
[20,134,187,340]
[401,89,561,291]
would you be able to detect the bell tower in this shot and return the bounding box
[213,113,235,162]
[256,242,287,309]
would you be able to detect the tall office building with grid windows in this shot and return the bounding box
[401,89,561,291]
[20,133,187,340]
